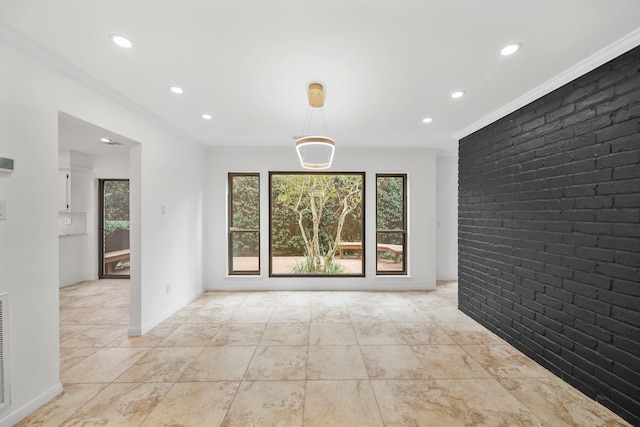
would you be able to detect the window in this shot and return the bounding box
[376,174,407,275]
[269,172,365,277]
[228,173,260,275]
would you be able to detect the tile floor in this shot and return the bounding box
[17,279,630,426]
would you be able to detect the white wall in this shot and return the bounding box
[58,150,95,287]
[205,146,438,290]
[436,156,458,280]
[0,37,205,426]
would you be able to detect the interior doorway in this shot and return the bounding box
[99,179,130,278]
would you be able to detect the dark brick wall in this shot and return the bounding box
[458,45,640,426]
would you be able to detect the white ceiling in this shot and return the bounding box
[2,1,640,157]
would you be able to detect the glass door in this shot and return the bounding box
[99,179,130,278]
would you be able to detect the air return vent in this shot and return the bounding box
[0,293,9,410]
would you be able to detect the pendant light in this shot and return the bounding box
[296,83,335,169]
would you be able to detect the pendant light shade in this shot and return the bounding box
[296,83,334,169]
[296,136,335,169]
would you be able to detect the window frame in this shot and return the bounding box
[268,171,366,278]
[376,173,407,275]
[228,173,261,275]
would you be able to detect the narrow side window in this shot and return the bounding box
[376,174,407,275]
[228,173,260,275]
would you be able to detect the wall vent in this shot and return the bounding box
[0,293,9,410]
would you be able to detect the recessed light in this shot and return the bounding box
[202,114,212,120]
[169,86,184,94]
[100,137,111,143]
[422,117,433,123]
[110,35,132,49]
[500,43,522,56]
[450,91,465,99]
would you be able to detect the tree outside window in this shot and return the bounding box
[270,172,365,276]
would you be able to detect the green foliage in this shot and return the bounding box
[230,175,260,253]
[104,220,130,242]
[324,260,346,274]
[104,181,129,221]
[291,256,317,273]
[377,176,404,230]
[291,256,346,274]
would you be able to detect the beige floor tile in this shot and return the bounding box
[348,306,391,322]
[210,323,266,346]
[307,346,368,379]
[424,306,475,322]
[161,307,201,324]
[45,280,629,427]
[229,306,275,322]
[59,324,92,342]
[158,323,221,347]
[191,306,236,323]
[463,344,553,378]
[343,292,385,307]
[59,307,127,325]
[60,324,128,348]
[115,347,203,383]
[309,323,357,345]
[412,344,493,379]
[60,347,100,374]
[179,346,255,381]
[310,292,346,306]
[395,322,456,344]
[61,347,150,383]
[371,380,465,427]
[384,306,432,322]
[435,378,544,426]
[310,306,351,322]
[353,322,406,345]
[500,378,631,427]
[360,345,429,379]
[260,322,309,345]
[15,383,107,427]
[222,380,305,426]
[442,322,506,345]
[62,382,173,427]
[276,291,313,306]
[304,380,384,427]
[204,291,249,307]
[268,306,311,322]
[244,345,307,380]
[141,382,239,427]
[239,292,279,307]
[108,323,181,348]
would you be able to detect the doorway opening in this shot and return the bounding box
[99,179,130,278]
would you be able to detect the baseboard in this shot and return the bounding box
[0,382,63,427]
[130,288,203,337]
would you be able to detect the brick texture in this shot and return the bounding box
[458,45,640,426]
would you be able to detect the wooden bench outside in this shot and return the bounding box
[339,242,363,259]
[338,242,403,263]
[104,249,130,274]
[376,243,403,263]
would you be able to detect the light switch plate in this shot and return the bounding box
[64,217,72,225]
[0,200,6,220]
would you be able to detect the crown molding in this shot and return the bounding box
[453,27,640,141]
[0,24,203,148]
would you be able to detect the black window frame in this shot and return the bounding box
[228,173,261,275]
[376,173,407,275]
[269,171,366,278]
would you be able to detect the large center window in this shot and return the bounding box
[269,172,365,277]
